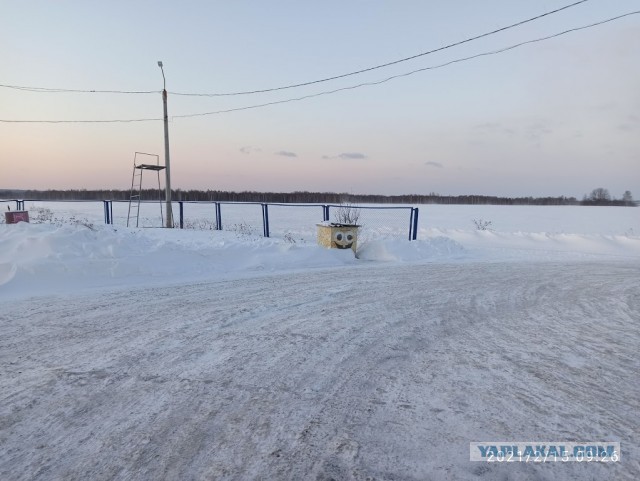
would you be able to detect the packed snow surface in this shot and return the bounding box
[1,204,639,480]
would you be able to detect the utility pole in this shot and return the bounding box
[157,61,173,228]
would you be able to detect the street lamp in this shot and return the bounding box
[158,60,173,228]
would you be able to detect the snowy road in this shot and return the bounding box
[1,261,639,480]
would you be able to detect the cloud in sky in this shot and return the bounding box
[424,161,443,168]
[525,122,553,142]
[339,152,367,160]
[322,152,368,160]
[240,146,261,154]
[275,151,298,158]
[474,122,516,137]
[618,114,640,132]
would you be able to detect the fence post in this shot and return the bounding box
[262,204,270,237]
[215,202,222,230]
[103,200,113,225]
[323,205,330,222]
[412,208,419,240]
[179,201,184,229]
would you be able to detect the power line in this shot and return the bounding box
[0,0,589,99]
[0,117,162,124]
[169,0,590,97]
[1,10,636,124]
[171,11,640,119]
[0,85,160,94]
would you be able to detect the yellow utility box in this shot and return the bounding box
[317,223,360,253]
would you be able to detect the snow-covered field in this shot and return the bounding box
[1,203,639,480]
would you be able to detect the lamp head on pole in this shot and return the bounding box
[157,61,166,90]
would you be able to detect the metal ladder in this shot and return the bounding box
[127,152,166,227]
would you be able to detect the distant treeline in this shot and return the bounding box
[0,189,636,206]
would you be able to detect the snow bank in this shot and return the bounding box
[356,236,466,262]
[0,223,358,299]
[1,219,639,300]
[430,228,640,261]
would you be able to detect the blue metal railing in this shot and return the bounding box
[4,199,420,241]
[103,200,113,225]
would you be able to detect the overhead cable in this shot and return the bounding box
[171,11,640,119]
[1,0,588,98]
[1,10,636,124]
[169,0,590,97]
[0,117,162,124]
[0,84,160,94]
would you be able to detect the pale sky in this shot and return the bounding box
[1,0,639,198]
